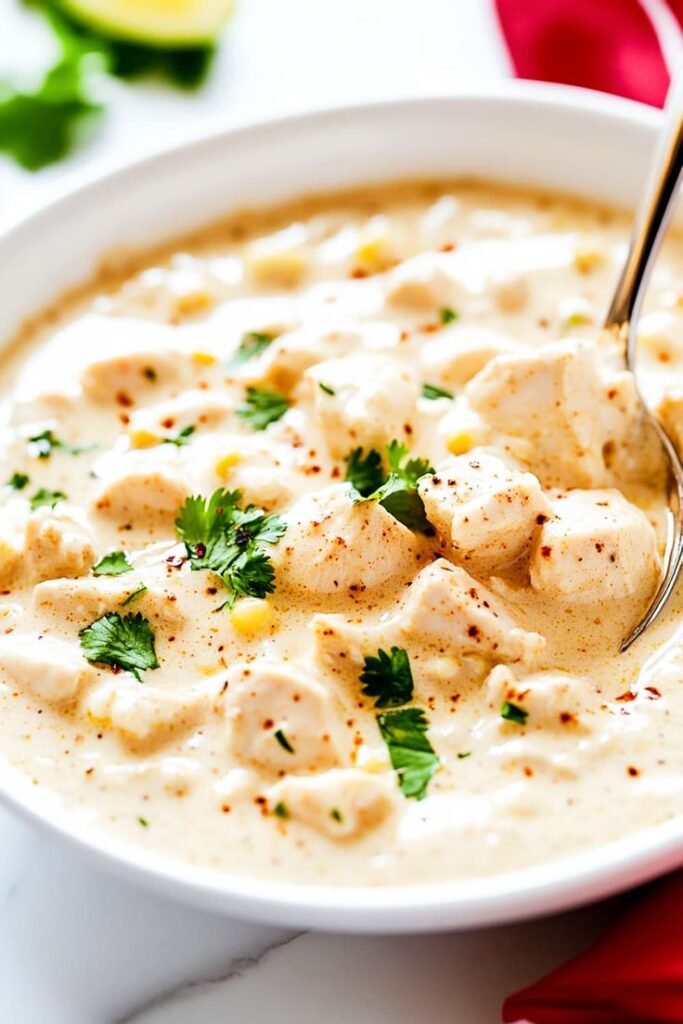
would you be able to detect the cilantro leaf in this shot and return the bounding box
[344,447,384,498]
[356,440,434,532]
[377,708,439,800]
[6,473,29,491]
[360,646,414,708]
[92,551,133,576]
[175,488,286,605]
[421,382,453,401]
[237,387,289,431]
[501,701,528,725]
[161,424,196,447]
[274,728,295,753]
[0,53,102,171]
[121,583,147,606]
[440,307,458,325]
[79,612,159,682]
[318,382,335,396]
[30,488,67,510]
[27,429,94,459]
[230,332,274,366]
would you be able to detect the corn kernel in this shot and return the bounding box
[355,217,396,273]
[215,452,241,480]
[230,598,274,635]
[245,226,310,288]
[447,431,476,456]
[130,429,160,449]
[192,351,217,366]
[173,289,212,317]
[573,248,605,275]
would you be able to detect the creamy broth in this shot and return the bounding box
[0,181,682,887]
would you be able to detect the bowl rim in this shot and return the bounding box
[1,81,680,934]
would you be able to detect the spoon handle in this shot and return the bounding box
[604,73,683,347]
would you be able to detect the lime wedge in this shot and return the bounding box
[57,0,235,46]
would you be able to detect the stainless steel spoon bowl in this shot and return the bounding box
[606,76,683,652]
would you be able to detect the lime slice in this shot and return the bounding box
[57,0,235,46]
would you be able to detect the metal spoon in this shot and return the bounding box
[604,76,683,652]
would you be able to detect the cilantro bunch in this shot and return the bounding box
[175,488,286,607]
[345,440,434,532]
[359,645,440,800]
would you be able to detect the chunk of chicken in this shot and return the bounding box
[467,342,625,488]
[92,449,189,523]
[240,328,356,393]
[398,559,544,663]
[529,489,659,601]
[25,506,96,582]
[419,325,519,389]
[384,253,463,311]
[0,633,93,703]
[127,389,232,444]
[305,354,419,458]
[34,574,184,629]
[0,498,30,586]
[83,678,215,745]
[80,342,193,403]
[418,453,550,574]
[273,484,422,595]
[225,660,349,774]
[485,664,589,730]
[266,770,394,839]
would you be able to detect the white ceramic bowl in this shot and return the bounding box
[1,83,680,934]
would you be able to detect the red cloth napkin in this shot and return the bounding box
[495,0,683,107]
[494,4,683,1020]
[503,873,683,1023]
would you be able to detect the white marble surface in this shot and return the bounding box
[0,1,636,1020]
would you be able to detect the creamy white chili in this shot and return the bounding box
[0,181,681,886]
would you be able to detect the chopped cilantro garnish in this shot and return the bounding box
[5,473,29,491]
[330,807,343,823]
[344,447,384,498]
[421,382,454,401]
[161,424,196,447]
[79,612,159,682]
[175,488,286,606]
[457,751,472,760]
[27,429,93,459]
[355,440,434,532]
[137,816,149,828]
[501,701,528,726]
[230,331,274,366]
[440,307,458,325]
[30,488,67,511]
[360,646,414,708]
[318,382,335,396]
[273,801,289,819]
[274,728,294,753]
[237,387,289,431]
[121,583,147,606]
[377,708,439,800]
[92,551,133,576]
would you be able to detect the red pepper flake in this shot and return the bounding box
[540,545,552,558]
[627,765,640,777]
[616,691,636,702]
[350,267,368,279]
[115,390,134,408]
[439,242,456,252]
